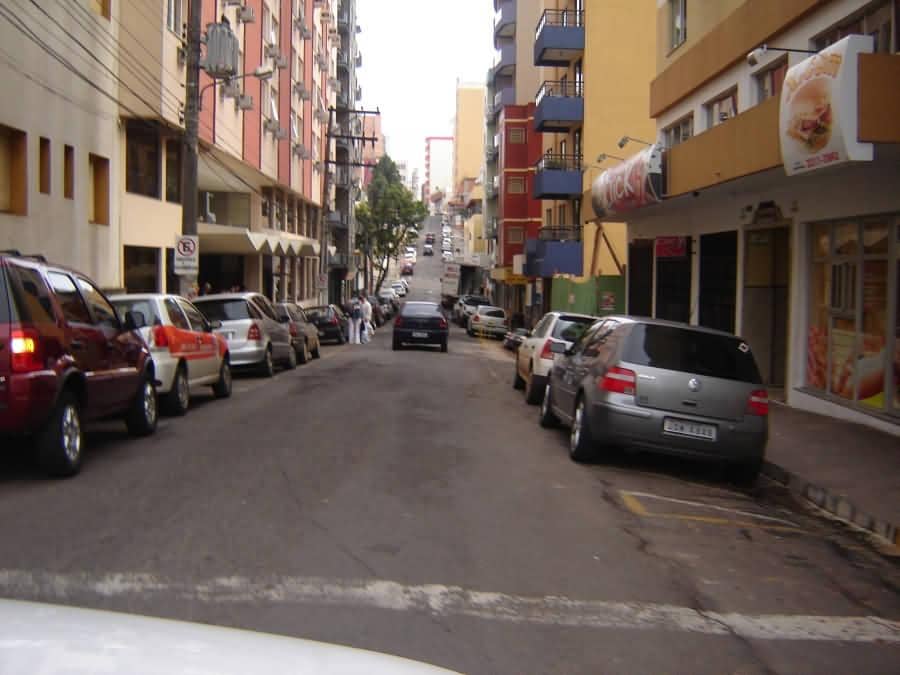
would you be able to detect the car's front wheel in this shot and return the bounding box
[569,396,594,463]
[126,376,158,437]
[37,391,83,477]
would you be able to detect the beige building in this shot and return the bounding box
[452,83,486,199]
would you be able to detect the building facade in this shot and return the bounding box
[451,82,486,199]
[608,0,900,434]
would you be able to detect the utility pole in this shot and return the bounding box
[180,0,202,297]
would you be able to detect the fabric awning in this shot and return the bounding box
[198,223,320,257]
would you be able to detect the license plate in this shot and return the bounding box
[318,330,325,337]
[412,331,428,338]
[663,418,717,441]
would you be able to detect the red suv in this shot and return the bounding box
[0,252,158,477]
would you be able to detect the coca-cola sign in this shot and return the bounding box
[591,145,664,217]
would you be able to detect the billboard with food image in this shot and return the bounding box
[779,34,874,176]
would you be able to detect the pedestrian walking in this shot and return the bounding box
[348,298,362,344]
[360,292,373,344]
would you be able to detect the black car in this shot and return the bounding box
[392,302,448,352]
[306,305,348,344]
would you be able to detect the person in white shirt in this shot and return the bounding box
[360,292,373,344]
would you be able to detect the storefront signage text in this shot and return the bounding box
[591,145,664,217]
[655,236,687,259]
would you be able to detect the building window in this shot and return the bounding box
[558,204,566,224]
[126,121,160,198]
[63,145,74,200]
[90,0,110,20]
[165,139,181,204]
[663,114,693,148]
[166,0,183,34]
[705,88,737,128]
[507,226,524,244]
[545,208,553,226]
[755,57,788,103]
[508,127,525,144]
[669,0,687,50]
[0,123,27,215]
[124,246,160,293]
[39,137,50,195]
[814,0,895,53]
[507,176,525,194]
[88,153,109,225]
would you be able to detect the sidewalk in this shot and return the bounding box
[764,403,900,546]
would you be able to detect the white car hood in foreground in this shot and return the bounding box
[0,600,458,675]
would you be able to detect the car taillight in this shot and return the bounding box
[10,328,42,373]
[289,324,298,337]
[473,315,480,322]
[747,389,769,416]
[599,366,636,396]
[539,339,554,360]
[247,323,262,341]
[151,324,169,348]
[394,316,403,327]
[330,316,339,325]
[438,318,447,329]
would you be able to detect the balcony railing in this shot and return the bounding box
[534,154,583,199]
[494,0,516,41]
[535,153,582,173]
[539,224,582,241]
[535,80,584,132]
[535,8,584,36]
[534,9,585,67]
[535,80,583,106]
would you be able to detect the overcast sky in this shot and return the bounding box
[356,0,495,186]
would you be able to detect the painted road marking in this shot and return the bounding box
[620,490,805,532]
[0,570,896,643]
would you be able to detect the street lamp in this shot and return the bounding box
[596,153,625,163]
[746,44,816,66]
[617,135,653,149]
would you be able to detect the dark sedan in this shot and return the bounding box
[392,302,449,352]
[306,305,348,344]
[274,302,322,363]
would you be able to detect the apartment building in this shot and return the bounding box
[0,0,121,288]
[529,0,656,324]
[608,0,900,433]
[451,82,486,200]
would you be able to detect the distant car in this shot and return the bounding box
[425,233,435,244]
[0,252,158,477]
[441,251,453,261]
[305,305,348,344]
[274,303,322,363]
[110,293,233,415]
[423,244,434,256]
[379,289,400,312]
[467,305,508,338]
[454,295,490,325]
[193,293,296,376]
[391,281,407,297]
[393,301,448,352]
[401,262,415,276]
[504,327,531,351]
[514,311,598,405]
[540,316,768,483]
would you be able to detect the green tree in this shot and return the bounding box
[356,155,428,293]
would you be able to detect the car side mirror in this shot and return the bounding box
[123,310,146,331]
[549,341,567,355]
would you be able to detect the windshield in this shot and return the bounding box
[194,299,250,321]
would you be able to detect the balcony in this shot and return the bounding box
[485,175,498,200]
[493,0,516,44]
[334,166,351,189]
[525,237,583,277]
[534,80,583,133]
[533,153,583,199]
[337,10,349,32]
[490,43,516,84]
[485,134,499,162]
[491,84,515,120]
[337,51,349,71]
[534,9,584,67]
[539,224,582,241]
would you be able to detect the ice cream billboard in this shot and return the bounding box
[779,35,874,176]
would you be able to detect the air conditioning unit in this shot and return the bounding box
[274,55,289,70]
[265,43,280,58]
[264,118,280,133]
[293,144,310,159]
[274,128,288,140]
[314,161,323,172]
[299,23,312,40]
[221,80,240,98]
[238,6,255,23]
[236,95,254,111]
[293,81,308,98]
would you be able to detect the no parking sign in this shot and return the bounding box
[174,236,199,275]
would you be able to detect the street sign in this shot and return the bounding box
[173,235,199,275]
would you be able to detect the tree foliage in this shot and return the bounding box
[355,155,428,293]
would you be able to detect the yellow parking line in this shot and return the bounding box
[620,492,650,517]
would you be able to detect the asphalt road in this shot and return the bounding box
[0,215,898,674]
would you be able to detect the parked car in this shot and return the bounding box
[110,293,232,415]
[305,304,348,344]
[0,252,157,476]
[504,327,531,351]
[274,302,322,363]
[454,295,490,326]
[401,262,415,276]
[391,281,407,297]
[379,289,400,313]
[467,305,508,338]
[425,233,435,244]
[193,293,295,376]
[423,244,434,256]
[539,316,768,482]
[442,251,453,262]
[514,312,598,405]
[393,301,449,352]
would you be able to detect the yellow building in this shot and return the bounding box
[452,83,486,198]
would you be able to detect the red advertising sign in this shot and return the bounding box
[591,145,664,217]
[655,236,687,258]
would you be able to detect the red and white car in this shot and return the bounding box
[110,294,232,415]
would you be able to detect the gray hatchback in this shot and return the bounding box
[541,316,768,483]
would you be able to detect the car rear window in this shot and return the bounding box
[112,298,161,326]
[551,316,595,339]
[306,307,328,320]
[622,324,762,384]
[6,264,56,324]
[194,299,250,321]
[465,297,489,306]
[485,309,506,319]
[402,303,440,317]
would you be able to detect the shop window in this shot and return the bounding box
[39,137,50,195]
[507,176,525,194]
[88,153,109,225]
[0,123,27,215]
[507,226,524,244]
[662,114,693,148]
[126,121,160,198]
[90,0,110,20]
[557,204,566,224]
[165,139,181,204]
[755,57,787,104]
[705,89,737,128]
[63,144,74,200]
[545,208,552,226]
[166,0,183,34]
[508,128,525,144]
[669,0,687,50]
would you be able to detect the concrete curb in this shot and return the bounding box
[761,460,900,547]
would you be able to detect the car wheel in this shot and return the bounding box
[726,458,763,486]
[311,341,321,359]
[513,359,525,390]
[285,345,298,370]
[467,328,475,337]
[37,391,83,477]
[212,360,232,398]
[126,376,158,437]
[297,340,309,364]
[392,338,401,351]
[162,366,190,416]
[569,395,594,463]
[440,340,448,353]
[525,370,544,405]
[259,347,275,378]
[539,383,559,429]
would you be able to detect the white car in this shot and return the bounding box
[391,282,407,297]
[467,305,508,339]
[441,251,453,261]
[110,293,232,415]
[514,311,598,404]
[454,294,490,325]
